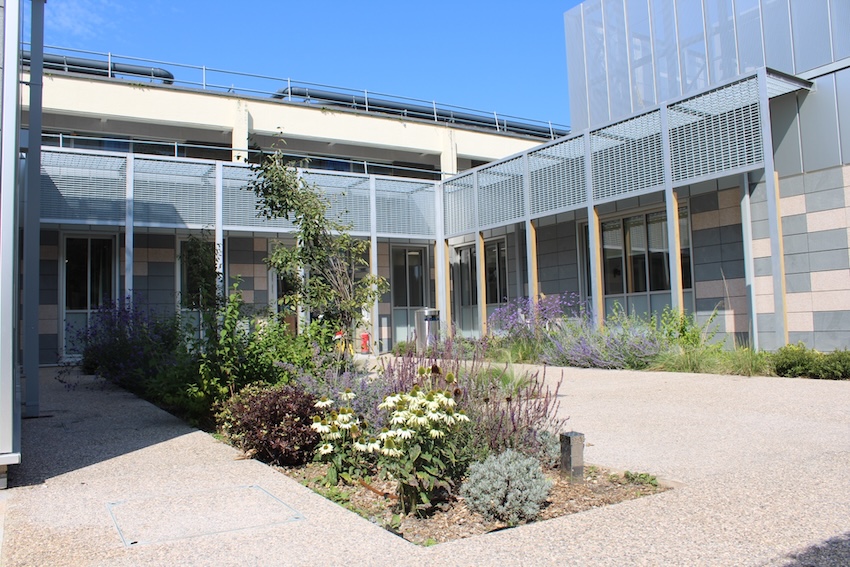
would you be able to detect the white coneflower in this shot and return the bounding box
[352,440,368,452]
[310,419,331,434]
[314,397,334,409]
[339,389,356,401]
[394,428,414,440]
[428,429,445,439]
[378,394,402,409]
[317,443,334,455]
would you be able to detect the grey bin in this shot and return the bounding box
[414,308,440,351]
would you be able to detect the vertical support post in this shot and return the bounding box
[439,130,457,179]
[476,230,487,337]
[757,69,787,347]
[23,0,45,417]
[124,155,135,301]
[1,0,23,463]
[214,162,224,298]
[660,106,683,314]
[435,181,450,334]
[584,133,604,328]
[369,175,379,354]
[740,173,759,350]
[522,153,538,301]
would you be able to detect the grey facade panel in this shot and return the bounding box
[837,68,850,165]
[782,233,808,255]
[565,8,589,131]
[833,0,850,60]
[652,0,681,102]
[813,331,850,351]
[626,0,655,110]
[39,334,59,365]
[605,0,632,119]
[813,310,850,332]
[761,0,793,73]
[789,0,833,73]
[784,272,811,292]
[808,249,850,272]
[585,0,611,127]
[783,252,810,273]
[799,75,842,172]
[677,0,708,94]
[804,187,845,213]
[788,331,814,347]
[719,224,743,244]
[705,0,739,83]
[770,95,803,177]
[737,0,766,73]
[780,214,807,236]
[807,229,848,253]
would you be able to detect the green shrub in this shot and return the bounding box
[461,449,552,526]
[810,349,850,380]
[771,343,818,377]
[217,383,320,466]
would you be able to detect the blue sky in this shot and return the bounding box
[30,0,582,128]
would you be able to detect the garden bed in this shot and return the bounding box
[282,462,667,545]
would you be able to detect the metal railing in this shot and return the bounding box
[27,44,570,140]
[41,133,443,180]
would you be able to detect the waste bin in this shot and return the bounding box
[415,308,440,351]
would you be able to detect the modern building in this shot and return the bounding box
[4,0,849,485]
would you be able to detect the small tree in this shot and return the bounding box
[250,150,388,348]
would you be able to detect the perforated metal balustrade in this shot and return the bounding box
[40,149,436,240]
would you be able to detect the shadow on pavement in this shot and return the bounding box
[778,532,850,567]
[10,368,196,487]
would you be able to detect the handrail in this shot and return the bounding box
[41,133,444,179]
[25,43,570,140]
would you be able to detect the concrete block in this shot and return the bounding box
[720,242,744,262]
[805,187,845,213]
[810,269,850,291]
[813,310,850,332]
[694,244,723,264]
[781,214,808,236]
[719,224,743,244]
[754,257,773,276]
[690,180,719,196]
[788,331,814,348]
[780,194,807,216]
[752,220,770,239]
[809,250,850,272]
[147,262,175,277]
[783,234,809,255]
[814,331,850,351]
[785,273,812,293]
[778,174,806,197]
[804,167,846,193]
[691,192,719,213]
[807,229,848,253]
[784,253,811,274]
[692,227,721,247]
[750,201,769,222]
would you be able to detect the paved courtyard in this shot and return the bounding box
[1,366,848,566]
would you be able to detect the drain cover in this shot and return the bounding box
[107,485,303,546]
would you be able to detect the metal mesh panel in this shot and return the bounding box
[669,77,762,183]
[477,157,525,228]
[303,171,371,233]
[591,111,663,201]
[529,137,587,216]
[222,164,294,231]
[135,157,215,226]
[375,178,435,237]
[443,173,476,237]
[40,150,126,223]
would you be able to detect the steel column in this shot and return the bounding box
[369,175,379,353]
[584,133,604,327]
[660,106,683,313]
[124,155,134,301]
[739,173,759,349]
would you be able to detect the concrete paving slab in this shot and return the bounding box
[0,365,848,566]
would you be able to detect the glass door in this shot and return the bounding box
[392,247,427,345]
[64,236,115,356]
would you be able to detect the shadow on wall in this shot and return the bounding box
[779,531,850,567]
[11,368,195,487]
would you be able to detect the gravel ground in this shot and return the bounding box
[1,366,848,566]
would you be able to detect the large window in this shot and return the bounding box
[589,206,693,316]
[64,236,115,355]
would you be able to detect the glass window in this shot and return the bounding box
[485,240,508,305]
[602,220,624,295]
[625,215,647,293]
[457,247,477,307]
[392,247,425,308]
